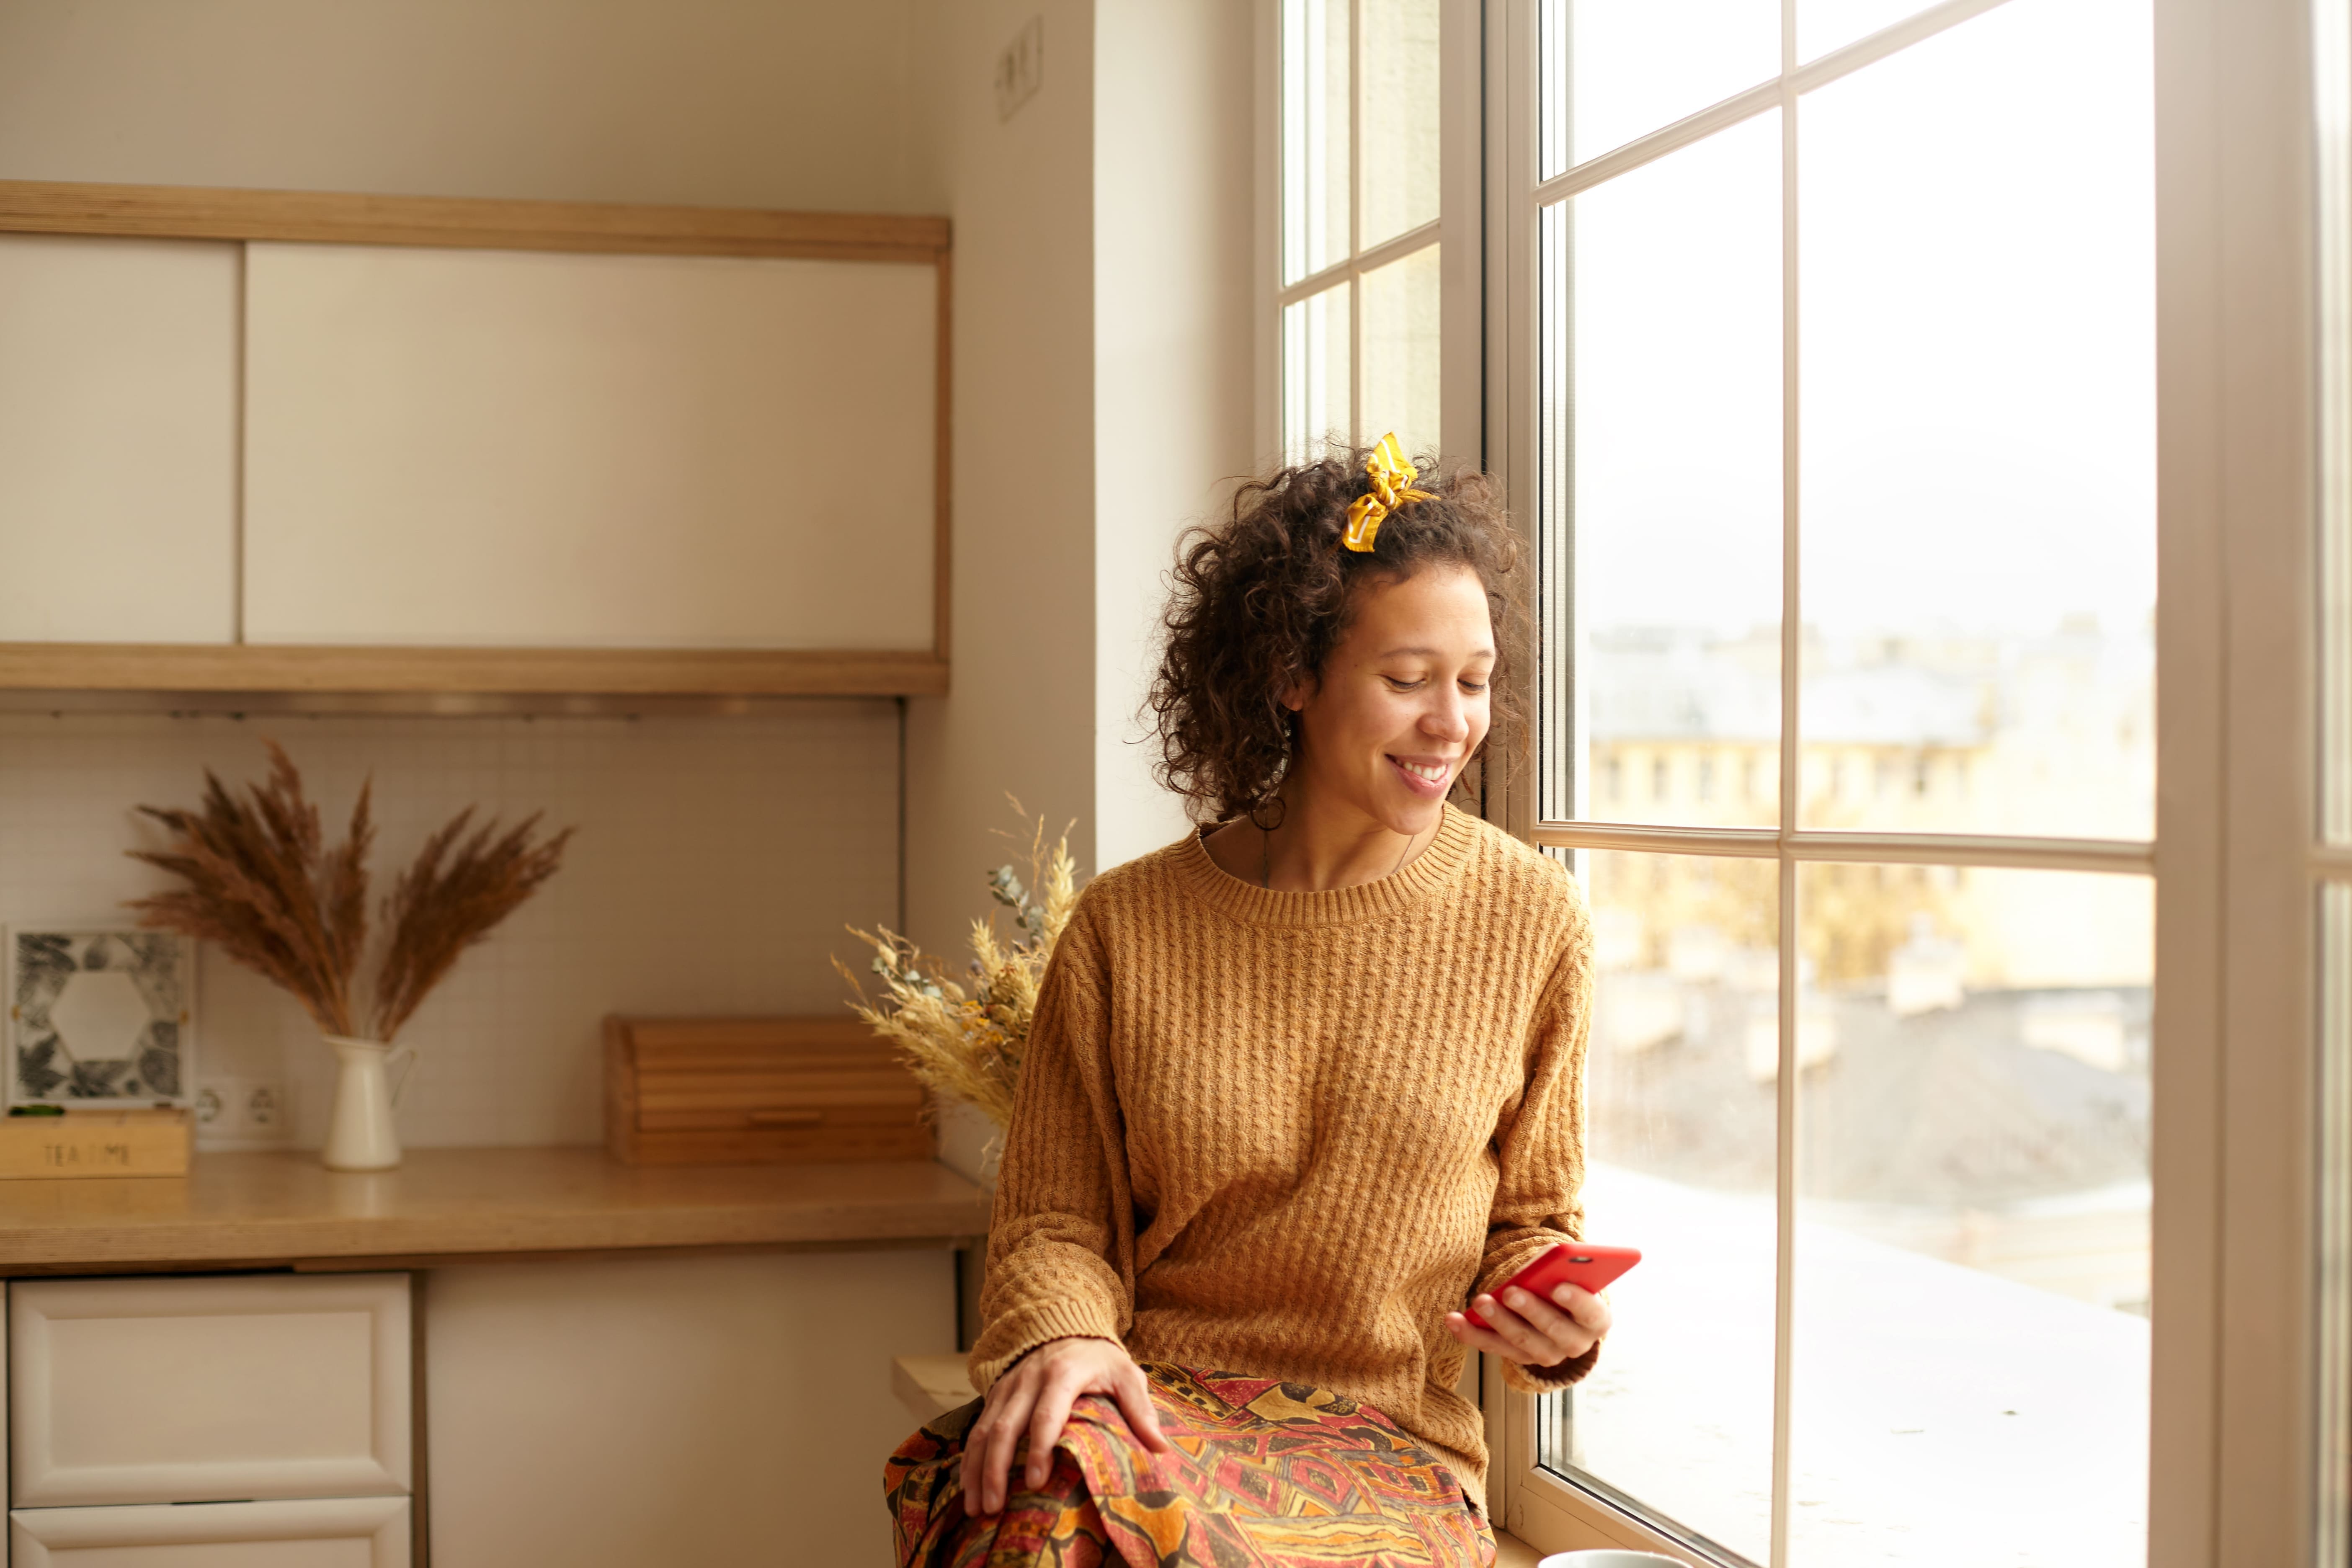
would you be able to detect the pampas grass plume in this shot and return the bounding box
[128,743,573,1043]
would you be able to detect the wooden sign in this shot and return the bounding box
[0,1108,191,1179]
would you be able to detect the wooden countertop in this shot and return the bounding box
[0,1147,992,1275]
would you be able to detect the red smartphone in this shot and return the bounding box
[1463,1243,1642,1330]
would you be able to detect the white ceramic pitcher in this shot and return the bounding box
[320,1036,418,1171]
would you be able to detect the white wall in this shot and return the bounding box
[902,0,1101,1182]
[0,0,942,211]
[1093,0,1261,870]
[901,1,1259,1186]
[0,12,955,1565]
[0,711,899,1149]
[0,3,1268,1554]
[0,0,944,1149]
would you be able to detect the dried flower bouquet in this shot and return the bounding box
[126,741,574,1042]
[838,811,1079,1133]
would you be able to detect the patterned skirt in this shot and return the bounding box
[883,1364,1496,1568]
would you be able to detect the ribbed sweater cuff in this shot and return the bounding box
[968,1297,1125,1394]
[1502,1340,1602,1394]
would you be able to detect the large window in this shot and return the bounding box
[1279,0,2164,1561]
[1517,2,2157,1562]
[1271,0,2330,1560]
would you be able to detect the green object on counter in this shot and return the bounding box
[8,1104,64,1116]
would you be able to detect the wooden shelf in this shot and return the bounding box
[0,179,950,263]
[0,643,949,702]
[0,1146,991,1275]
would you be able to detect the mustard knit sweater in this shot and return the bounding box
[969,804,1599,1496]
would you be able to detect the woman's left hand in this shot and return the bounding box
[1444,1280,1610,1369]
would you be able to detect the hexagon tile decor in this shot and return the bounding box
[7,929,194,1107]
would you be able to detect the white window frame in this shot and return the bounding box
[2317,0,2352,1556]
[1266,0,2336,1561]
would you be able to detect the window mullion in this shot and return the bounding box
[1532,823,2156,874]
[1770,0,1801,1560]
[1279,221,1443,307]
[1348,0,1362,448]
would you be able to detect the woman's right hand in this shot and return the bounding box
[963,1336,1172,1516]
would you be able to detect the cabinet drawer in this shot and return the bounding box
[9,1275,410,1507]
[9,1496,409,1567]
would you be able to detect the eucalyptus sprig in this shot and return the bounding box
[837,805,1079,1132]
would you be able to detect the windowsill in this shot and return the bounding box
[1493,1528,1542,1568]
[1561,1163,2148,1566]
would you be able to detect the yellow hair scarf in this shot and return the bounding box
[1341,433,1433,553]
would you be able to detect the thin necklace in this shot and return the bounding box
[1260,816,1424,890]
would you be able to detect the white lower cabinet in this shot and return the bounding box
[6,1275,415,1567]
[8,1496,410,1567]
[8,1275,410,1508]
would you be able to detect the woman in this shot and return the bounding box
[886,438,1608,1568]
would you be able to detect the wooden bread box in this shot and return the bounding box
[603,1016,931,1165]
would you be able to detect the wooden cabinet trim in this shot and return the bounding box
[0,179,948,262]
[0,644,950,698]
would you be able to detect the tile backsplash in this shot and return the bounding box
[0,704,901,1150]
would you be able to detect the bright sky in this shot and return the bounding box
[1565,0,2157,639]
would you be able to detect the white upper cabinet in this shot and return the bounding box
[0,235,239,645]
[241,242,939,651]
[0,184,949,696]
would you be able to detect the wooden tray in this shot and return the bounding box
[603,1016,930,1166]
[0,1107,191,1179]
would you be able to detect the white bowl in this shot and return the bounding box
[1535,1552,1686,1568]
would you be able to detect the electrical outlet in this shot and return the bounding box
[240,1081,284,1138]
[193,1080,232,1128]
[995,16,1043,122]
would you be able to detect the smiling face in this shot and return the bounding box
[1283,564,1497,837]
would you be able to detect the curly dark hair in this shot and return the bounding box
[1147,446,1527,826]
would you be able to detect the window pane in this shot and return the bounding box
[1359,0,1439,248]
[1282,0,1350,283]
[1537,848,1778,1565]
[1797,0,2155,839]
[1798,0,1952,62]
[1792,863,2151,1567]
[1547,115,1782,828]
[1359,244,1439,466]
[1283,282,1351,462]
[1541,0,1779,179]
